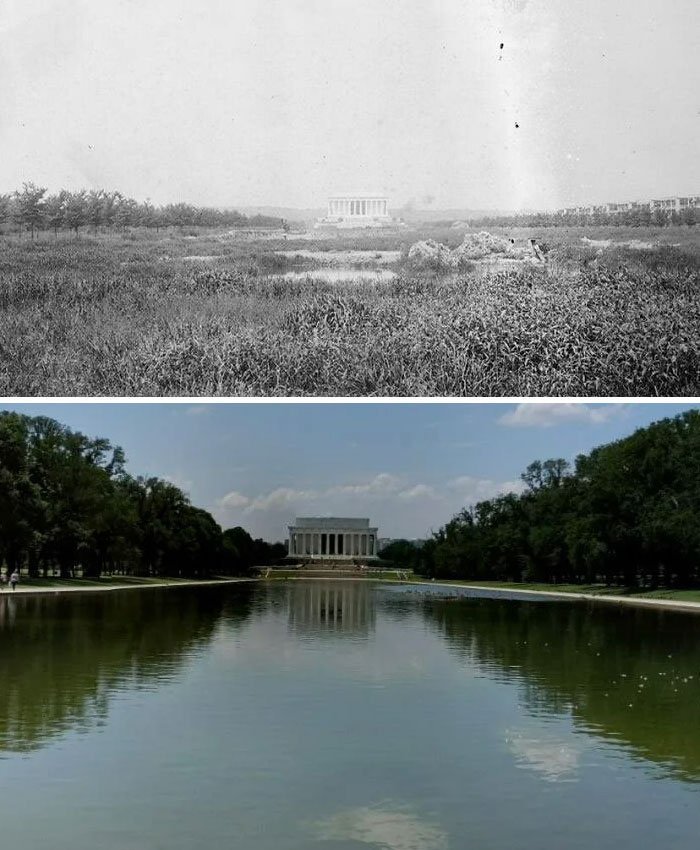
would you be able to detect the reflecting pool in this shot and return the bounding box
[1,581,699,849]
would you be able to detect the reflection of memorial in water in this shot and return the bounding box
[287,582,375,637]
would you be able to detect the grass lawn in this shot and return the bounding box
[407,578,700,603]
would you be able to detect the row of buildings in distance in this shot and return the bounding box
[560,194,699,217]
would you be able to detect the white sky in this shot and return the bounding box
[1,0,698,210]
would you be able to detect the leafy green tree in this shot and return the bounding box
[0,193,13,232]
[62,190,88,236]
[681,206,696,227]
[43,191,68,237]
[653,208,668,227]
[114,196,138,230]
[14,182,46,240]
[85,189,105,233]
[419,411,700,590]
[0,411,269,581]
[378,539,422,569]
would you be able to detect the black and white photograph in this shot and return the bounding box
[1,0,698,396]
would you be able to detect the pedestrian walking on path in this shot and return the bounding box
[9,570,19,591]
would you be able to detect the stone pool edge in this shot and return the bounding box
[262,575,700,614]
[6,576,700,615]
[1,577,256,597]
[420,582,700,613]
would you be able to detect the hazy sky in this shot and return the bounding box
[2,402,696,542]
[1,0,697,210]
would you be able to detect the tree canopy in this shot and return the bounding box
[469,206,696,229]
[0,411,283,578]
[413,410,700,588]
[0,182,284,239]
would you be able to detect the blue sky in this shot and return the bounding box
[2,402,697,542]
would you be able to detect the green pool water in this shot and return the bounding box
[1,580,698,849]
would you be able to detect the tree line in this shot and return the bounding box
[0,411,285,579]
[380,410,700,588]
[0,182,285,240]
[469,207,697,229]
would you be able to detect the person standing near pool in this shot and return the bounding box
[9,570,19,591]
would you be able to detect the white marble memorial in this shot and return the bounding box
[287,517,379,560]
[315,196,392,229]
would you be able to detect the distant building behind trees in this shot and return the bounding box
[470,194,698,229]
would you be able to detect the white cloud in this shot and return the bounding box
[219,473,404,519]
[448,475,524,502]
[498,403,626,428]
[398,484,439,501]
[219,490,250,509]
[213,471,526,538]
[161,473,193,494]
[313,805,448,850]
[329,472,402,497]
[246,487,318,512]
[506,730,584,782]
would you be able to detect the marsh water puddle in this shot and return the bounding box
[581,237,655,250]
[1,581,699,850]
[275,249,402,264]
[279,268,397,283]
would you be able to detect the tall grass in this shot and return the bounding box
[0,228,698,395]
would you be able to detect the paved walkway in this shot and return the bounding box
[417,581,700,613]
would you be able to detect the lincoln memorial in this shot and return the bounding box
[315,196,392,229]
[287,517,379,560]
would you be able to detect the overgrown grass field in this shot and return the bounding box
[1,225,698,395]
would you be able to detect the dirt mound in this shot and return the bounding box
[407,239,456,271]
[407,231,535,271]
[452,231,525,262]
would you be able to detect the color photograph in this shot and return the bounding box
[0,402,700,848]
